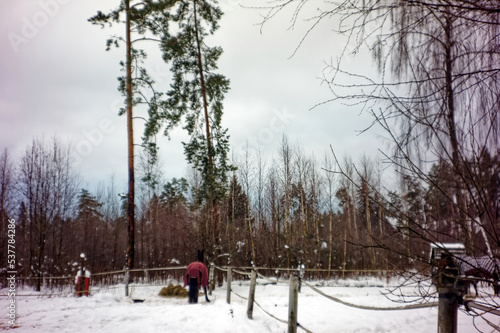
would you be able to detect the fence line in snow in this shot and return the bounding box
[213,265,443,333]
[465,300,500,331]
[4,264,499,333]
[216,266,312,333]
[0,266,393,285]
[302,280,438,310]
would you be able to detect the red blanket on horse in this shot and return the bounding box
[184,261,209,288]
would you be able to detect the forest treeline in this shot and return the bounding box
[1,135,498,286]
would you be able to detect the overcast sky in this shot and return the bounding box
[1,0,384,191]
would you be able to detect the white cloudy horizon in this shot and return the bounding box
[1,0,385,192]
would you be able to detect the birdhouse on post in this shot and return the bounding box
[429,243,466,333]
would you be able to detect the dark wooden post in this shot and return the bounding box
[438,287,458,333]
[288,275,299,333]
[77,253,86,297]
[298,264,305,293]
[209,264,215,295]
[226,268,232,304]
[247,270,257,319]
[124,267,129,297]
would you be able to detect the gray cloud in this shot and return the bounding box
[1,0,383,189]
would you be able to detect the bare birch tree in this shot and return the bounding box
[17,137,79,290]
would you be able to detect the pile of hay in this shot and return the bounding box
[159,283,189,297]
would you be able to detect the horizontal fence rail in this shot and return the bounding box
[303,281,438,311]
[0,266,188,296]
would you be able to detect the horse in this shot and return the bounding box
[455,255,500,296]
[183,250,210,304]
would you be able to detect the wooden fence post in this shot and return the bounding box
[298,264,305,293]
[226,268,232,304]
[209,264,215,295]
[438,287,458,333]
[288,275,299,333]
[124,267,130,297]
[247,270,257,319]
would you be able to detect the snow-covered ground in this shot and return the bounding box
[1,278,498,332]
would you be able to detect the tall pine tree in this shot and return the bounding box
[89,0,175,269]
[143,0,233,254]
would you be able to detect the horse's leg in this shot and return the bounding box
[189,277,199,304]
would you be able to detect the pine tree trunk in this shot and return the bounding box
[193,0,219,251]
[125,0,135,270]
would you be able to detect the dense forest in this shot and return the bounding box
[1,136,498,281]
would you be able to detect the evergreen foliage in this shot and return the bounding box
[142,0,234,205]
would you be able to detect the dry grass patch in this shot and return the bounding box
[159,283,189,298]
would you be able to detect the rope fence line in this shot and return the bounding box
[92,266,187,276]
[231,289,248,301]
[214,266,437,311]
[223,268,440,333]
[214,266,440,332]
[224,266,395,273]
[253,297,314,333]
[466,301,500,317]
[0,266,393,282]
[215,266,303,331]
[0,265,437,309]
[228,276,312,333]
[303,281,438,310]
[226,275,289,324]
[2,276,75,280]
[252,298,288,325]
[232,269,252,277]
[256,271,288,285]
[467,301,500,332]
[92,269,127,276]
[480,317,500,332]
[0,266,190,300]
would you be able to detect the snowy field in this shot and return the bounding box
[1,278,498,333]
